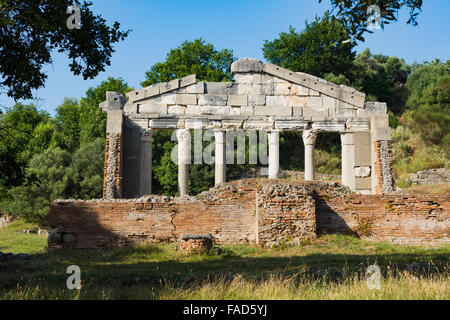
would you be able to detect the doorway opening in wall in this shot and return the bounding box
[315,132,342,182]
[278,131,342,182]
[279,131,305,180]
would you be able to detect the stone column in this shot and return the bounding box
[340,132,355,191]
[177,129,190,197]
[302,129,317,181]
[268,131,280,179]
[139,130,152,196]
[214,130,226,185]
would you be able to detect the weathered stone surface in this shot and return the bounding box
[186,81,205,94]
[205,82,238,94]
[138,103,167,114]
[231,58,264,73]
[266,95,288,106]
[248,94,266,106]
[254,106,292,116]
[175,94,197,105]
[160,79,180,94]
[355,166,371,178]
[227,94,248,106]
[198,94,228,106]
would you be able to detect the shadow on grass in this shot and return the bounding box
[1,244,448,291]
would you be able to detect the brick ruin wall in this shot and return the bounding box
[49,180,449,249]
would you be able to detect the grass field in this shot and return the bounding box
[0,219,449,300]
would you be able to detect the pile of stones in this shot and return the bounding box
[409,168,450,185]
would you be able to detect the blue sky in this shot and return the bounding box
[2,0,449,115]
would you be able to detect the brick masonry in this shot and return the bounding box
[48,180,449,249]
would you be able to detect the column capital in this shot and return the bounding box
[302,129,317,145]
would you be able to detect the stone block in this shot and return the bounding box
[312,121,346,131]
[243,120,274,130]
[266,95,288,106]
[236,83,264,95]
[149,118,179,129]
[274,121,308,130]
[370,114,389,129]
[355,177,371,190]
[306,97,323,107]
[205,82,238,94]
[149,93,176,105]
[254,106,292,116]
[240,106,254,116]
[227,94,248,106]
[355,131,371,146]
[289,96,307,107]
[365,102,387,114]
[198,94,228,106]
[292,106,303,117]
[175,94,197,105]
[303,106,328,118]
[248,94,266,106]
[106,110,123,134]
[235,73,262,84]
[138,103,167,114]
[167,105,185,114]
[185,105,200,115]
[346,120,371,131]
[186,81,205,94]
[231,58,264,73]
[273,83,291,95]
[200,106,230,115]
[355,166,371,178]
[322,95,337,108]
[160,79,180,94]
[373,127,391,141]
[179,74,196,87]
[290,84,309,96]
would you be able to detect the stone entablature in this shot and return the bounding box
[100,58,394,197]
[101,58,384,132]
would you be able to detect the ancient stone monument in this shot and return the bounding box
[100,57,395,198]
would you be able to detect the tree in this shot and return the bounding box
[79,77,132,145]
[0,0,129,100]
[141,39,236,87]
[2,147,73,221]
[56,98,81,152]
[263,12,355,79]
[351,48,409,114]
[70,138,105,199]
[0,103,49,197]
[321,0,423,41]
[405,63,450,146]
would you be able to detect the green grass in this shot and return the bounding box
[0,219,47,254]
[0,229,448,300]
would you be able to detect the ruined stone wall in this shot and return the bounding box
[49,181,449,249]
[257,183,316,246]
[374,140,395,194]
[409,168,450,186]
[102,133,122,198]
